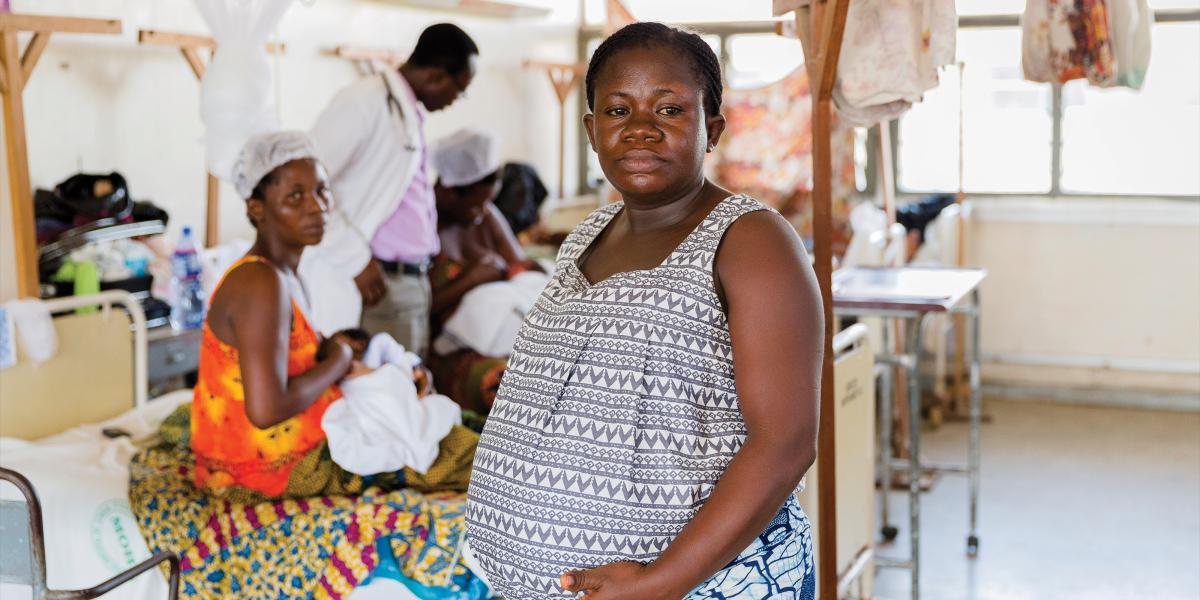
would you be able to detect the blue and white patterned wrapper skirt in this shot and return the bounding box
[684,496,815,600]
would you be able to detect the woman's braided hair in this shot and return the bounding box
[585,22,724,117]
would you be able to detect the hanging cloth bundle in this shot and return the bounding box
[1021,0,1154,89]
[773,0,958,127]
[194,0,295,182]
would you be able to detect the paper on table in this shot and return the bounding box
[833,267,983,304]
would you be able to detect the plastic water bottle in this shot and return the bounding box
[169,226,206,330]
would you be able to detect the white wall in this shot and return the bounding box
[4,2,1198,403]
[10,0,582,250]
[967,197,1200,399]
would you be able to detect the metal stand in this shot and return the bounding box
[838,278,984,600]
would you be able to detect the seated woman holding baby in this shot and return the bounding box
[425,128,546,414]
[186,131,474,501]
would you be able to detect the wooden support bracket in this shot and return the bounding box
[524,60,586,199]
[0,13,122,298]
[20,32,49,84]
[138,29,285,54]
[325,45,405,77]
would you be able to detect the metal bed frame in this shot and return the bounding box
[0,468,179,599]
[0,291,170,597]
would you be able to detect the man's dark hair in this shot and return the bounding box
[408,23,479,76]
[585,22,723,117]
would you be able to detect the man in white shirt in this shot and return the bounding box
[303,24,478,356]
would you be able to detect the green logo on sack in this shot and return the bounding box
[91,499,140,571]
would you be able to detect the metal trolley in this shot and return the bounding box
[832,266,987,600]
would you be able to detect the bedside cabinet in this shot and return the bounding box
[146,326,202,397]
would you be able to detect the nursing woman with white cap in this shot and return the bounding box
[426,127,540,415]
[189,131,364,501]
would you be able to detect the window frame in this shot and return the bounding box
[576,9,1200,200]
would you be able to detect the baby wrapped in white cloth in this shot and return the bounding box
[321,332,462,476]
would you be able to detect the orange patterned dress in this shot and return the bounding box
[191,255,341,499]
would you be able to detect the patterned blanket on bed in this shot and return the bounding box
[129,442,490,599]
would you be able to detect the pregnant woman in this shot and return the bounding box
[466,22,825,599]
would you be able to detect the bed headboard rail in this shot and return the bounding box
[0,291,147,440]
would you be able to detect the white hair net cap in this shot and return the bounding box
[431,127,501,188]
[232,130,320,199]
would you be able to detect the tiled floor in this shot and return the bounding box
[870,399,1200,600]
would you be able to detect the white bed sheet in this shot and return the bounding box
[0,390,422,600]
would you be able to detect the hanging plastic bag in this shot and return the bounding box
[1022,0,1117,86]
[1104,0,1153,89]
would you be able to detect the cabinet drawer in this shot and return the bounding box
[147,329,202,381]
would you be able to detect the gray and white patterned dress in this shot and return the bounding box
[466,194,814,599]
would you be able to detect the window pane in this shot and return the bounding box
[956,0,1024,15]
[1149,0,1200,8]
[1060,22,1200,196]
[727,34,804,90]
[898,27,1054,193]
[585,0,775,25]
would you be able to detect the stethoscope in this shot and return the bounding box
[382,74,419,153]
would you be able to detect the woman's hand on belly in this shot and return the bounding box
[561,561,681,600]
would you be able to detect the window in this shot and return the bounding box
[1060,22,1200,195]
[902,11,1200,198]
[897,8,1200,197]
[583,0,776,25]
[955,0,1026,16]
[898,27,1054,193]
[577,2,1200,198]
[726,34,805,90]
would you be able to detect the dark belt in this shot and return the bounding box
[378,258,431,276]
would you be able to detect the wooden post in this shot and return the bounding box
[1,30,35,297]
[524,61,585,199]
[879,121,895,224]
[0,13,122,298]
[805,1,850,598]
[206,173,220,247]
[138,30,218,247]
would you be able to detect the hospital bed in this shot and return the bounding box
[0,291,484,600]
[0,291,179,599]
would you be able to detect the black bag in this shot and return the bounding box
[52,172,133,223]
[492,162,548,236]
[35,172,167,245]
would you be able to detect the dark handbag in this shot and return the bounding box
[53,172,134,223]
[35,172,136,245]
[493,162,548,235]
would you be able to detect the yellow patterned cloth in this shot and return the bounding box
[134,408,484,598]
[402,425,480,494]
[130,441,479,598]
